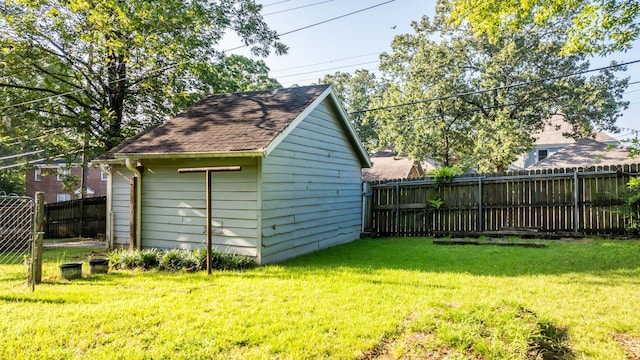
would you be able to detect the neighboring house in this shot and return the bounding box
[94,85,371,264]
[513,115,618,169]
[26,162,108,204]
[528,138,637,169]
[361,149,436,182]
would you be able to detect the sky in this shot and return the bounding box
[225,0,639,139]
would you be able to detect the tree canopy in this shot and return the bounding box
[0,0,286,164]
[446,0,640,56]
[372,9,628,172]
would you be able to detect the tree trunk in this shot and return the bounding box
[105,52,127,150]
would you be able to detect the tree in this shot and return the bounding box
[446,0,640,56]
[0,0,286,159]
[374,22,478,167]
[319,70,381,152]
[375,10,628,172]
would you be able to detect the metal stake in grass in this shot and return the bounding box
[178,166,241,274]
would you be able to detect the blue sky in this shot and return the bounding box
[226,0,639,137]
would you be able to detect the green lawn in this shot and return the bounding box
[1,238,639,359]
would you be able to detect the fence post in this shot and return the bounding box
[478,177,483,232]
[395,182,400,236]
[33,192,44,285]
[361,182,373,235]
[573,171,579,233]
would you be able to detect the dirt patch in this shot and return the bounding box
[359,332,483,360]
[528,321,573,360]
[359,306,573,360]
[615,334,640,359]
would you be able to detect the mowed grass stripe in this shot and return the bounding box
[0,238,638,359]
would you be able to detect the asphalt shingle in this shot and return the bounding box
[98,85,330,159]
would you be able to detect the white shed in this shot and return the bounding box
[94,85,371,264]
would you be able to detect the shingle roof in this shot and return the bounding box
[97,85,331,159]
[535,115,617,145]
[361,150,435,181]
[528,138,636,169]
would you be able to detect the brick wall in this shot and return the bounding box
[26,165,108,204]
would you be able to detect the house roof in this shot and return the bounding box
[528,138,637,169]
[96,85,370,166]
[535,115,617,146]
[362,150,434,181]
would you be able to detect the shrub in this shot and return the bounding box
[617,176,640,235]
[158,249,188,271]
[108,249,142,270]
[139,249,161,270]
[428,166,464,183]
[107,248,254,272]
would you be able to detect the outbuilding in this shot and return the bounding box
[94,85,371,264]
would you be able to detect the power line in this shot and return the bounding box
[262,0,294,7]
[263,0,334,16]
[270,51,382,72]
[0,154,61,170]
[0,0,396,112]
[0,149,83,170]
[349,59,640,115]
[278,0,395,36]
[0,150,44,161]
[277,60,379,78]
[1,128,61,146]
[280,64,381,85]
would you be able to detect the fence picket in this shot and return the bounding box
[366,165,640,237]
[44,196,106,238]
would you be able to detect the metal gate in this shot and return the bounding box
[0,194,35,286]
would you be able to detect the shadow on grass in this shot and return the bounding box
[0,295,67,304]
[277,238,640,278]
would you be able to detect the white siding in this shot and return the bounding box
[139,158,259,257]
[261,98,363,263]
[111,165,133,248]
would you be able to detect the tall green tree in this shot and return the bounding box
[375,9,628,172]
[445,0,640,159]
[446,0,640,56]
[319,70,381,152]
[0,0,286,159]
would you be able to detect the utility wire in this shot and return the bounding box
[0,0,396,112]
[1,128,60,146]
[0,150,44,161]
[263,0,334,16]
[0,149,83,170]
[270,51,382,72]
[349,59,640,115]
[262,0,294,7]
[0,154,62,170]
[278,0,395,36]
[277,60,379,78]
[280,64,381,85]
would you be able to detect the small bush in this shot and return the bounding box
[109,249,142,270]
[428,166,464,183]
[108,248,254,272]
[158,249,186,271]
[139,249,161,270]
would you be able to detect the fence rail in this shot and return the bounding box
[364,164,640,237]
[44,196,106,238]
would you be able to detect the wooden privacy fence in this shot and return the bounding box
[44,196,106,238]
[364,164,640,237]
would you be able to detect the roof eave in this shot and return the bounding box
[111,150,266,160]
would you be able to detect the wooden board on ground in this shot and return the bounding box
[433,239,546,248]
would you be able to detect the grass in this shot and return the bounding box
[0,238,639,359]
